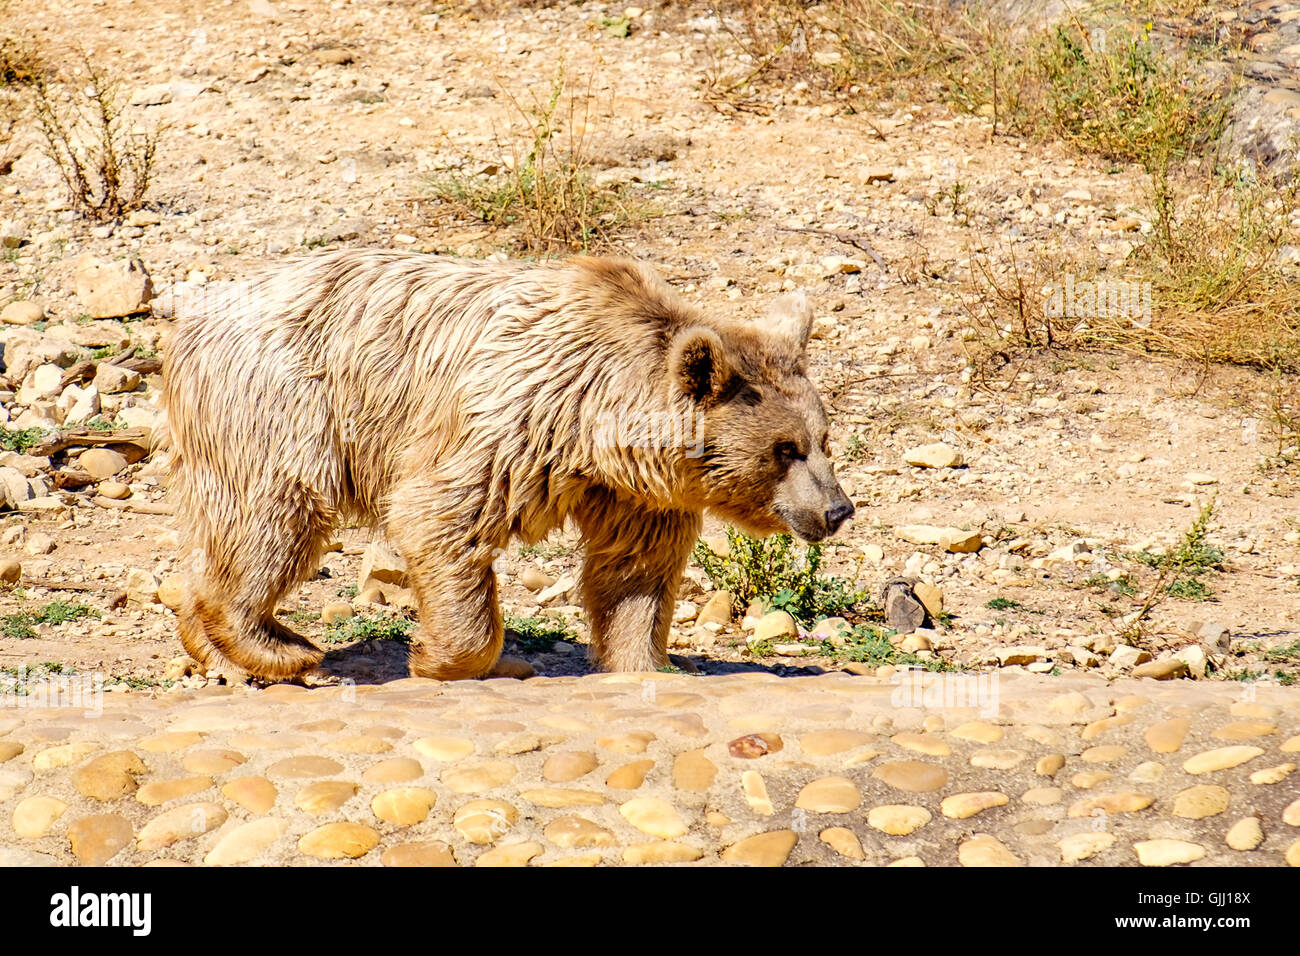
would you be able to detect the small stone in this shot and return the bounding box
[751,611,798,643]
[124,568,160,604]
[136,776,212,806]
[905,443,963,468]
[1285,798,1300,827]
[1132,658,1189,680]
[1110,645,1153,668]
[970,749,1027,770]
[0,558,20,584]
[892,732,951,756]
[474,841,542,867]
[298,822,380,859]
[867,804,931,835]
[1134,839,1206,867]
[1036,754,1065,776]
[998,645,1047,666]
[73,750,146,801]
[294,780,358,814]
[381,841,457,867]
[1068,792,1155,817]
[320,603,353,624]
[1225,817,1264,851]
[912,581,943,616]
[363,758,424,785]
[67,813,134,865]
[79,448,129,481]
[741,771,773,815]
[958,834,1020,867]
[794,776,860,813]
[695,590,732,627]
[941,791,1009,819]
[371,787,437,826]
[623,842,703,864]
[267,755,343,778]
[1059,832,1115,863]
[871,760,948,792]
[1,300,44,325]
[76,255,153,317]
[820,827,865,860]
[1172,785,1231,819]
[453,799,518,844]
[97,480,130,499]
[13,796,68,839]
[542,751,599,783]
[1182,746,1264,775]
[1145,718,1190,754]
[673,750,717,791]
[413,735,475,761]
[92,364,142,394]
[720,830,797,866]
[220,777,277,814]
[544,816,616,848]
[1249,763,1294,785]
[605,760,654,789]
[441,759,516,794]
[596,731,655,754]
[728,733,783,759]
[204,818,287,865]
[619,797,687,838]
[952,722,1003,744]
[137,802,226,851]
[516,566,554,592]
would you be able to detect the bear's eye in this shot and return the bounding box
[774,441,805,463]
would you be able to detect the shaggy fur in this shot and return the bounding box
[163,250,853,681]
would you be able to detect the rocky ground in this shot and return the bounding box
[1,0,1299,865]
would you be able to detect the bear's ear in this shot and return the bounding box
[670,326,730,404]
[766,290,813,355]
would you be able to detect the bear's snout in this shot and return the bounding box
[825,500,854,535]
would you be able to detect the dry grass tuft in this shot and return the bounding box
[426,68,642,254]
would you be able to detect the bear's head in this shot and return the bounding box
[670,291,855,542]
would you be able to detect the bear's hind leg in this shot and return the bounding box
[388,485,511,680]
[576,491,700,672]
[180,483,331,682]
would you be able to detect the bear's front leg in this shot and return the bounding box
[387,484,521,680]
[576,491,701,672]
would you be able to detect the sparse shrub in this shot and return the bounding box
[323,611,413,644]
[427,67,638,253]
[30,55,163,221]
[504,614,576,653]
[693,526,867,624]
[1036,22,1230,170]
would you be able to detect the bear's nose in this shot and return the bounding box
[825,502,854,534]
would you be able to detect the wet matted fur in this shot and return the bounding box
[163,250,853,681]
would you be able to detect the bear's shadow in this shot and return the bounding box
[313,639,829,685]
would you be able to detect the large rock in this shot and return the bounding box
[79,448,128,480]
[0,299,44,326]
[904,443,964,468]
[74,255,154,318]
[16,364,64,404]
[93,364,142,394]
[58,383,100,426]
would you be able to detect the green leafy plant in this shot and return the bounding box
[693,527,867,624]
[504,614,576,654]
[323,611,413,644]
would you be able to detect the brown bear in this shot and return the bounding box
[162,250,854,682]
